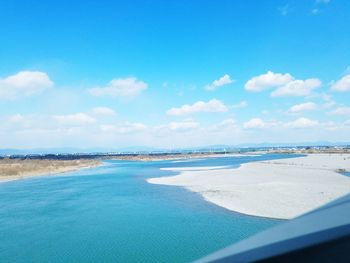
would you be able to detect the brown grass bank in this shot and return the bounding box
[0,159,102,182]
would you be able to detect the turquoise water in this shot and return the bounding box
[343,172,350,177]
[0,154,297,262]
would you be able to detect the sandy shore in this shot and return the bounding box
[147,154,350,219]
[0,159,103,182]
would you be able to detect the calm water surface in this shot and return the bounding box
[343,172,350,177]
[0,154,298,262]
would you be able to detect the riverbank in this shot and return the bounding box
[147,154,350,219]
[0,159,103,182]
[106,153,259,162]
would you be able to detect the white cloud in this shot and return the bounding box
[271,78,321,97]
[9,108,116,131]
[204,119,241,137]
[243,118,267,129]
[284,117,319,129]
[321,94,336,108]
[54,113,96,126]
[211,119,238,131]
[245,71,321,97]
[329,107,350,116]
[0,71,53,99]
[321,121,344,131]
[88,77,148,97]
[4,114,46,130]
[100,122,147,134]
[287,102,317,114]
[344,66,350,75]
[244,71,293,92]
[205,74,234,91]
[231,100,248,109]
[218,118,236,127]
[243,118,279,129]
[8,114,25,123]
[150,119,200,138]
[331,74,350,92]
[168,120,199,131]
[91,107,116,116]
[167,99,229,116]
[3,110,350,149]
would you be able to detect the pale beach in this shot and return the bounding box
[148,154,350,219]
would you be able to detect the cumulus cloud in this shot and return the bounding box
[271,78,321,97]
[156,119,200,132]
[205,74,234,91]
[167,99,229,116]
[243,118,267,129]
[321,94,336,108]
[89,77,148,97]
[0,71,53,99]
[284,118,319,129]
[15,108,117,130]
[231,100,248,109]
[243,118,279,129]
[331,74,350,92]
[91,107,116,116]
[244,71,293,92]
[218,118,236,127]
[100,122,147,134]
[8,114,26,123]
[168,120,199,131]
[329,107,350,116]
[210,119,238,132]
[3,110,350,148]
[287,102,317,114]
[4,114,36,130]
[54,113,96,126]
[245,71,321,97]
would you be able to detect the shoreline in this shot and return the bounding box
[147,154,350,220]
[0,159,103,182]
[106,153,261,162]
[0,153,259,182]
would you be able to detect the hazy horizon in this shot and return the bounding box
[1,141,349,155]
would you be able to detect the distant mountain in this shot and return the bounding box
[1,141,349,156]
[0,146,167,156]
[0,148,88,156]
[177,141,350,151]
[233,141,350,148]
[115,146,167,153]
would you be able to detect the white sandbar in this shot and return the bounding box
[147,154,350,219]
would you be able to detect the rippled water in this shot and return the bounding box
[0,154,297,263]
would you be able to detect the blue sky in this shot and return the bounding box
[0,0,350,148]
